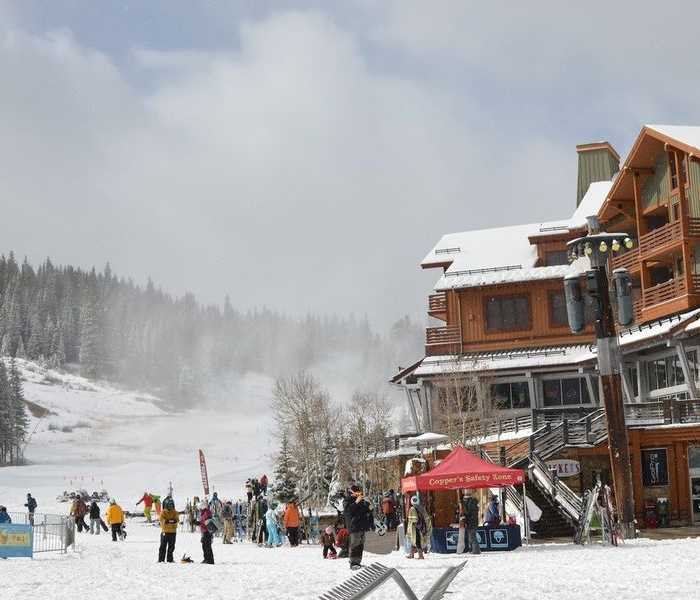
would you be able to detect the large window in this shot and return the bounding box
[491,382,531,410]
[485,295,530,332]
[542,377,592,407]
[545,250,569,266]
[646,350,698,392]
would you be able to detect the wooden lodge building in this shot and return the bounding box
[390,125,700,533]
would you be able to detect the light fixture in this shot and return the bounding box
[599,241,608,253]
[612,239,621,252]
[624,237,634,249]
[584,243,593,256]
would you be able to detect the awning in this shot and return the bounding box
[401,446,525,493]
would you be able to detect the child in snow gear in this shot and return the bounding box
[70,495,89,532]
[265,502,282,547]
[321,526,337,559]
[25,493,37,526]
[89,501,101,535]
[106,499,125,542]
[0,506,11,523]
[136,492,154,522]
[197,500,215,564]
[158,496,179,563]
[284,500,301,547]
[344,485,373,570]
[406,495,431,559]
[335,526,349,558]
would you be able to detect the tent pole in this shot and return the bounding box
[522,482,529,546]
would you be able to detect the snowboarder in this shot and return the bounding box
[158,496,179,563]
[0,506,11,523]
[406,495,431,559]
[197,500,215,564]
[461,491,481,555]
[283,500,301,547]
[265,501,282,547]
[343,485,373,570]
[89,500,101,535]
[106,498,125,542]
[321,526,337,559]
[24,493,37,526]
[136,492,154,522]
[485,495,501,527]
[70,495,89,532]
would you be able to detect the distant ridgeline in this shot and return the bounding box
[0,253,422,404]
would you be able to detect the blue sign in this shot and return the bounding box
[445,530,459,550]
[0,524,33,558]
[475,529,487,549]
[489,528,509,549]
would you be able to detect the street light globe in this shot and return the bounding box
[624,237,634,249]
[611,239,621,252]
[599,241,608,253]
[584,243,593,256]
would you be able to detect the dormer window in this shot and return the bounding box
[545,250,569,266]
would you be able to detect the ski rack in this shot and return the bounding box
[319,560,467,600]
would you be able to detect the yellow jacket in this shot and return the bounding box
[106,504,124,525]
[160,509,180,533]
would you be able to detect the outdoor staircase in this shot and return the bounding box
[482,408,609,538]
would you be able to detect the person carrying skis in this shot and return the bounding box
[0,506,11,523]
[89,500,101,535]
[222,500,234,544]
[265,501,282,547]
[406,495,431,559]
[136,492,154,522]
[24,493,37,526]
[158,496,179,563]
[343,485,373,570]
[461,491,481,554]
[197,500,215,564]
[283,499,301,547]
[321,526,337,559]
[70,495,89,533]
[106,499,125,542]
[485,495,501,527]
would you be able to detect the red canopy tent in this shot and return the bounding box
[401,446,525,493]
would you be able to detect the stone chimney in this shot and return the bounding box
[576,142,620,206]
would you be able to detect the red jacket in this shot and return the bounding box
[138,494,154,508]
[198,507,212,533]
[335,528,349,547]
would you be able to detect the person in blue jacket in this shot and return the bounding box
[0,505,11,523]
[485,495,501,527]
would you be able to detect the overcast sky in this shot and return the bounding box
[2,1,700,327]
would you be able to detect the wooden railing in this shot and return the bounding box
[425,325,460,346]
[632,299,642,323]
[638,220,682,257]
[428,292,447,314]
[611,247,640,271]
[624,398,700,425]
[693,275,700,295]
[643,277,687,309]
[689,217,700,237]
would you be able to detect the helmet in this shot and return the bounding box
[410,495,420,507]
[163,496,175,510]
[325,526,333,535]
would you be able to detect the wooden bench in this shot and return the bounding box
[319,560,467,600]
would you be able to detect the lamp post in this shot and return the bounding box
[566,231,636,540]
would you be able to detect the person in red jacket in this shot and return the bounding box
[136,492,154,523]
[197,500,215,564]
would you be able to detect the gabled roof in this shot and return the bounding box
[646,124,700,154]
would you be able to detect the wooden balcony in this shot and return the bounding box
[642,277,687,309]
[611,247,640,273]
[638,220,682,259]
[425,325,460,355]
[428,292,448,320]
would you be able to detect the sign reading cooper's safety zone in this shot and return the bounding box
[0,524,33,558]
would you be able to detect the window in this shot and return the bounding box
[542,377,592,407]
[545,250,569,266]
[491,381,531,410]
[646,351,698,392]
[669,152,678,189]
[626,366,639,397]
[681,155,688,186]
[485,295,530,332]
[549,291,568,327]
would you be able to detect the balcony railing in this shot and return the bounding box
[638,220,682,257]
[611,247,640,272]
[690,217,700,237]
[428,292,447,314]
[425,325,460,346]
[642,277,687,309]
[624,398,700,425]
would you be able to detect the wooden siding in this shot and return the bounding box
[687,161,700,218]
[534,239,568,266]
[642,152,671,210]
[577,147,619,206]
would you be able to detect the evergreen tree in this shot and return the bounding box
[9,358,28,454]
[273,431,298,503]
[0,361,11,463]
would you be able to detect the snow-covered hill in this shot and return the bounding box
[0,360,275,514]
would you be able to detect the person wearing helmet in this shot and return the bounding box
[106,499,125,542]
[197,500,215,564]
[320,525,337,559]
[406,495,431,559]
[158,496,179,563]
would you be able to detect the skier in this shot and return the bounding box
[485,495,501,527]
[70,495,89,532]
[24,493,37,526]
[89,500,101,535]
[158,496,179,563]
[222,500,234,544]
[321,526,337,559]
[106,498,125,542]
[197,500,215,564]
[283,499,301,547]
[406,495,431,559]
[265,501,282,547]
[461,491,481,555]
[343,485,373,570]
[0,506,11,523]
[136,492,154,522]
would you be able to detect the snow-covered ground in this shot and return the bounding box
[3,519,700,599]
[1,360,275,514]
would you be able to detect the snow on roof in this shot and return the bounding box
[646,124,700,152]
[569,180,613,229]
[414,345,596,377]
[618,308,700,347]
[403,432,448,444]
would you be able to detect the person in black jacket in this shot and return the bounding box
[343,485,373,570]
[461,491,480,554]
[89,501,101,535]
[25,493,37,526]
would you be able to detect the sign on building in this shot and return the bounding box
[0,523,33,558]
[642,448,669,487]
[545,459,581,478]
